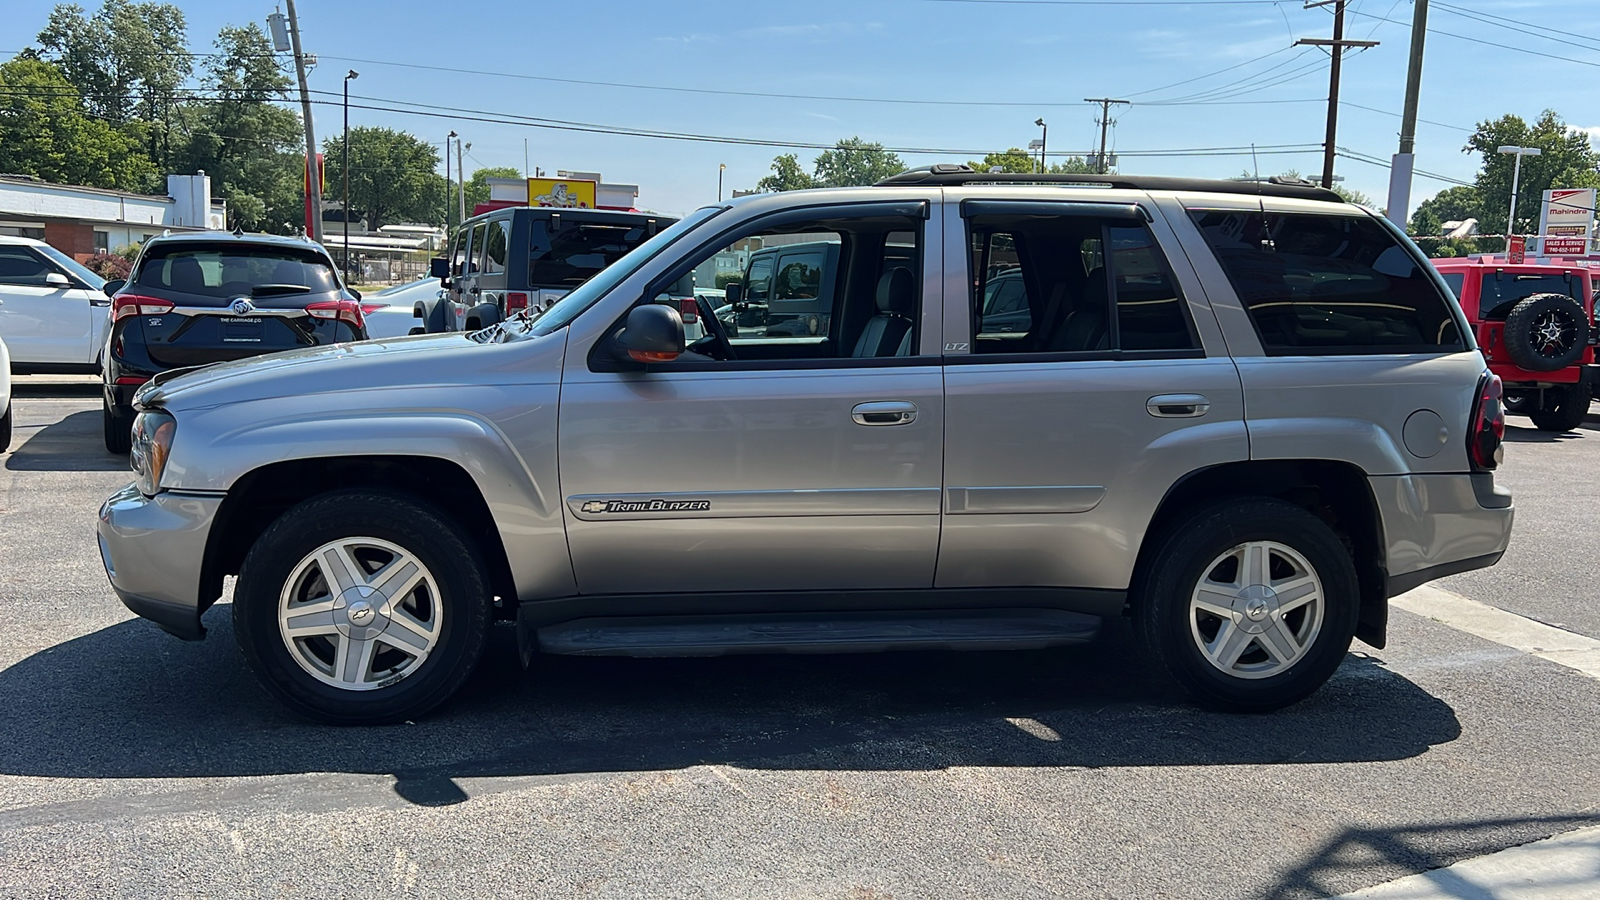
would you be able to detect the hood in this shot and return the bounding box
[137,330,564,412]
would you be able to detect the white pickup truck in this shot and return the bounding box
[0,235,112,374]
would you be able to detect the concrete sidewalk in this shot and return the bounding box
[1335,824,1600,899]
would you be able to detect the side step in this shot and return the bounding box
[536,609,1102,658]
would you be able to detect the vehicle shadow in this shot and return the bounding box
[9,381,102,399]
[4,410,126,471]
[1257,814,1600,899]
[0,610,1461,805]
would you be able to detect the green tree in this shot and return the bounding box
[464,166,523,210]
[323,127,446,230]
[968,148,1037,174]
[812,137,905,187]
[1046,157,1097,175]
[756,153,818,192]
[36,0,191,169]
[1408,185,1483,237]
[1466,110,1600,237]
[171,23,302,232]
[0,58,154,190]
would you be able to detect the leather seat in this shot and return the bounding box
[1045,268,1111,352]
[167,256,206,292]
[852,267,915,357]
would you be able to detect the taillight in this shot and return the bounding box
[305,299,365,329]
[112,294,175,321]
[1468,373,1505,471]
[506,291,529,312]
[678,297,698,323]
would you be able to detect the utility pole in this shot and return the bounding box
[457,137,467,224]
[444,131,454,235]
[1084,98,1128,174]
[1297,1,1379,189]
[284,0,322,242]
[1386,0,1428,224]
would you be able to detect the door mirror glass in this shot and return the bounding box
[430,256,450,282]
[44,271,70,288]
[103,278,126,296]
[613,303,685,363]
[725,281,743,305]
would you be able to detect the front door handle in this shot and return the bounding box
[852,400,918,426]
[1147,393,1211,418]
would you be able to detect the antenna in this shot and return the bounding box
[1251,143,1275,253]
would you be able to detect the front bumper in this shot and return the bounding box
[97,484,223,640]
[1372,472,1514,597]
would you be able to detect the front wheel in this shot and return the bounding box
[1134,498,1359,712]
[0,403,11,453]
[233,491,493,724]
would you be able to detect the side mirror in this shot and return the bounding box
[613,303,685,363]
[45,271,71,289]
[347,287,362,301]
[725,282,743,305]
[429,256,450,281]
[103,278,126,296]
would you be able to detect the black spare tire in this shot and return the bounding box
[1503,292,1589,371]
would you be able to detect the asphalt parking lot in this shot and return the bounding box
[1,380,1598,899]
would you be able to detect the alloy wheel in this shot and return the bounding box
[1188,540,1325,680]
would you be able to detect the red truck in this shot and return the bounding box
[1432,258,1595,432]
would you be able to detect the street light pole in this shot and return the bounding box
[342,70,357,286]
[1034,118,1047,174]
[1499,145,1542,253]
[718,163,725,202]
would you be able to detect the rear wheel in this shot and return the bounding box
[1134,498,1359,712]
[233,491,493,724]
[102,397,132,454]
[1529,375,1592,432]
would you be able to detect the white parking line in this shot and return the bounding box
[1392,586,1600,681]
[1332,823,1600,899]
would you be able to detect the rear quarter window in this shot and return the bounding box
[1189,209,1465,355]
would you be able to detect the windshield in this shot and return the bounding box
[34,244,106,291]
[516,206,722,339]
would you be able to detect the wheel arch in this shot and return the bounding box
[1134,459,1389,648]
[200,455,519,621]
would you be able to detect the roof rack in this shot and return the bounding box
[877,164,1346,203]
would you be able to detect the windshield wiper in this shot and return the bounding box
[252,283,312,296]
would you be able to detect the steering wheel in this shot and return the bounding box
[696,294,736,360]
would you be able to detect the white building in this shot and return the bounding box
[0,172,227,260]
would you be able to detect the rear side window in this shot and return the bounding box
[481,219,508,276]
[133,247,338,298]
[528,221,653,289]
[1190,210,1464,355]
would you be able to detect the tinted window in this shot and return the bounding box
[967,214,1195,354]
[773,252,824,301]
[449,228,468,277]
[465,223,486,275]
[528,221,653,289]
[481,219,508,276]
[1478,272,1582,311]
[744,257,773,303]
[133,247,338,298]
[1190,210,1464,355]
[34,243,106,290]
[0,246,51,285]
[1440,272,1464,298]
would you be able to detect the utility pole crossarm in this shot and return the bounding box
[1294,38,1379,48]
[1299,0,1377,190]
[1084,97,1130,175]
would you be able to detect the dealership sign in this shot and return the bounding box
[1538,188,1595,257]
[527,177,597,209]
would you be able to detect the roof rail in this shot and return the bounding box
[877,164,1346,203]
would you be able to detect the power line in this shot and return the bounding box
[1124,45,1298,97]
[1346,9,1600,68]
[1431,2,1600,52]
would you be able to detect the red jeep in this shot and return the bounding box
[1432,258,1595,432]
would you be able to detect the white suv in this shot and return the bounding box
[0,235,112,375]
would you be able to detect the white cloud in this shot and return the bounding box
[1580,126,1600,147]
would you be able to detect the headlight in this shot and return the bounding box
[129,410,176,496]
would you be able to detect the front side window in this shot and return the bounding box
[1189,209,1465,355]
[34,243,106,290]
[481,219,508,276]
[0,246,51,285]
[448,228,468,277]
[465,223,487,275]
[966,213,1197,355]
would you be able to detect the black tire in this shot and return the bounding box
[233,490,493,725]
[1503,293,1589,372]
[0,403,11,454]
[1133,498,1359,713]
[1528,374,1592,432]
[102,397,132,454]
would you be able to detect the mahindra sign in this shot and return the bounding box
[1538,188,1595,256]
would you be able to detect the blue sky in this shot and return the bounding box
[6,0,1600,218]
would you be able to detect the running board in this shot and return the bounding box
[535,609,1102,658]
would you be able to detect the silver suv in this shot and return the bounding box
[95,168,1514,724]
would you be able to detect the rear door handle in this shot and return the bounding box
[852,400,918,426]
[1147,393,1211,418]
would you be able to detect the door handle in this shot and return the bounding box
[852,400,918,426]
[1147,394,1211,418]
